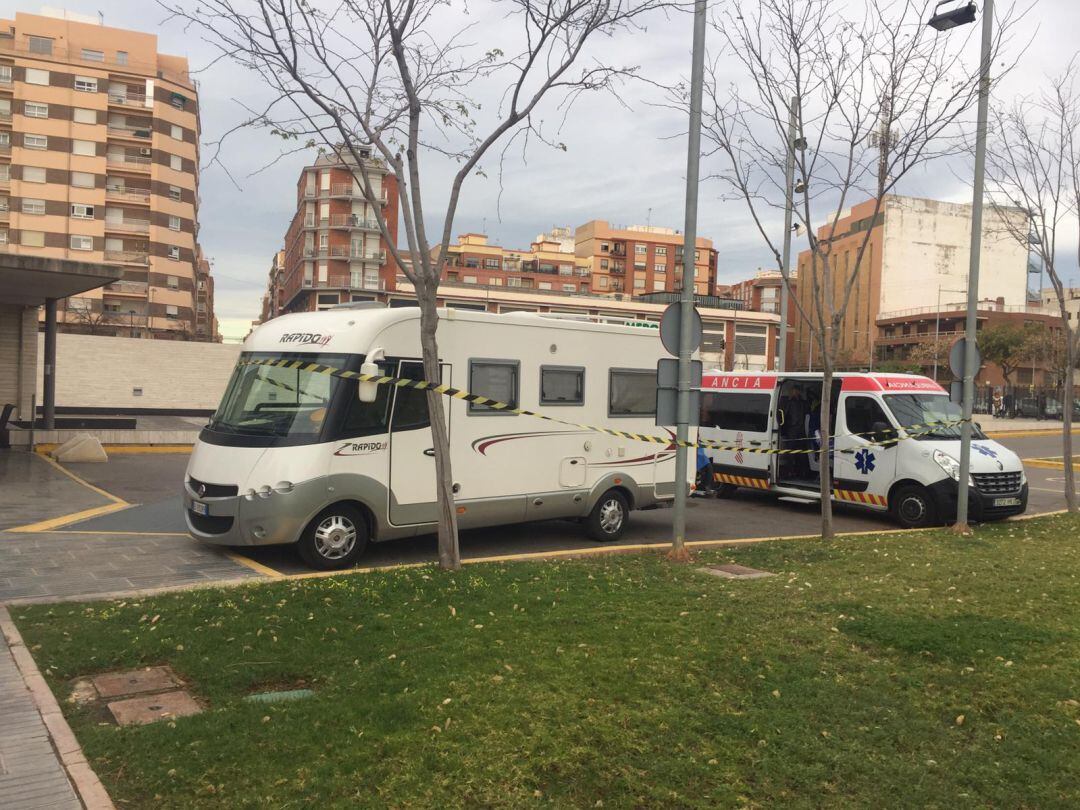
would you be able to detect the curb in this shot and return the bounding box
[0,606,115,810]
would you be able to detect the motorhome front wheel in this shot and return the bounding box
[587,490,629,542]
[298,504,369,570]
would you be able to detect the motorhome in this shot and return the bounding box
[184,306,693,569]
[698,371,1027,528]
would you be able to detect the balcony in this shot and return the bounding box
[105,185,151,204]
[0,144,10,156]
[105,218,150,234]
[0,171,9,188]
[0,110,10,123]
[104,250,150,265]
[329,213,381,230]
[107,122,153,139]
[327,184,389,204]
[101,311,149,326]
[103,280,149,296]
[106,153,152,171]
[108,92,150,109]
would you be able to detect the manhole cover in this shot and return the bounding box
[93,666,180,699]
[108,690,202,726]
[699,564,775,580]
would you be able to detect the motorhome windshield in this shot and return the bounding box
[209,352,355,440]
[884,393,986,441]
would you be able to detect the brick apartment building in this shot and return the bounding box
[273,147,399,314]
[728,268,797,369]
[575,220,717,296]
[0,9,215,340]
[436,229,593,293]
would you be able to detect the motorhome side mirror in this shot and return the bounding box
[358,360,380,403]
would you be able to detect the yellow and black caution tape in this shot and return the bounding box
[237,358,970,454]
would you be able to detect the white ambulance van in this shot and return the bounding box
[698,371,1027,528]
[184,306,693,569]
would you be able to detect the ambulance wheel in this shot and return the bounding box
[890,484,937,529]
[297,504,369,570]
[586,490,629,542]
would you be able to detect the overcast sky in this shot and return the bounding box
[43,0,1080,339]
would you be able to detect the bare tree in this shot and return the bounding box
[690,0,1017,537]
[163,0,668,568]
[985,63,1080,510]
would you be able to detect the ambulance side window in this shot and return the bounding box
[845,396,891,441]
[700,392,770,432]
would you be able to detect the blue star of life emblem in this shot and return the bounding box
[855,448,876,474]
[973,443,998,458]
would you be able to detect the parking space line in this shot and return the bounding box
[225,551,286,578]
[4,455,132,534]
[37,529,191,537]
[988,429,1080,439]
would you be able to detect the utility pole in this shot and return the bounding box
[955,0,994,530]
[777,96,797,372]
[670,0,707,560]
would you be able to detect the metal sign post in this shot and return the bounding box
[671,0,708,559]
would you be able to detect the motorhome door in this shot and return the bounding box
[388,360,450,525]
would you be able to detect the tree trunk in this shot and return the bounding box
[1063,339,1076,512]
[818,353,834,540]
[416,287,461,569]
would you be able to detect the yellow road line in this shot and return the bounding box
[37,529,191,537]
[6,502,132,534]
[225,551,286,578]
[5,455,132,533]
[987,428,1080,439]
[35,444,193,455]
[1022,457,1079,471]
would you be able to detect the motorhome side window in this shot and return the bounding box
[608,369,656,416]
[540,366,584,405]
[700,392,770,432]
[338,372,392,438]
[469,360,519,414]
[391,361,437,431]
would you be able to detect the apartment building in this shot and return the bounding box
[0,10,213,340]
[729,268,797,368]
[437,229,592,293]
[193,249,219,341]
[793,195,1029,370]
[575,220,718,296]
[274,147,399,314]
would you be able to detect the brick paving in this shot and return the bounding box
[0,624,81,810]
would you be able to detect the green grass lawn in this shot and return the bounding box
[14,515,1080,808]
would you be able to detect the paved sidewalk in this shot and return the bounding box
[0,617,81,809]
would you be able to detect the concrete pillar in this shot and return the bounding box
[43,298,57,429]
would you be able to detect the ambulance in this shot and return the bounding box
[698,371,1027,528]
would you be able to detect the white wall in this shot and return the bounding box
[879,197,1029,315]
[0,304,38,420]
[36,333,242,411]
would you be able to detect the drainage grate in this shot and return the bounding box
[699,564,775,580]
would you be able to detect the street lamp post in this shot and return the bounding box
[928,0,993,530]
[777,96,798,372]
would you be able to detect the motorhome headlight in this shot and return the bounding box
[933,449,961,482]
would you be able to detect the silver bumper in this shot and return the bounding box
[183,478,325,547]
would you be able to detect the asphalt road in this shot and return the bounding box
[60,433,1076,576]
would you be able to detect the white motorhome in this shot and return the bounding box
[184,306,693,568]
[698,371,1027,528]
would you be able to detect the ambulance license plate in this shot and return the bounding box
[192,501,209,516]
[993,497,1021,507]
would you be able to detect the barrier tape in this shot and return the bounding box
[237,358,970,455]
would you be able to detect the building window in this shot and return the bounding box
[538,281,552,290]
[23,166,46,183]
[600,242,610,253]
[168,185,182,201]
[170,124,183,140]
[540,366,585,405]
[634,261,646,270]
[74,76,98,93]
[468,360,519,414]
[70,235,93,251]
[73,107,97,124]
[0,230,7,244]
[608,369,657,417]
[633,276,646,289]
[168,215,181,231]
[167,246,180,260]
[170,93,187,110]
[167,275,179,289]
[72,139,96,156]
[114,50,128,65]
[24,68,49,86]
[22,199,46,215]
[71,204,95,219]
[655,246,667,255]
[0,66,11,84]
[71,171,95,188]
[654,263,666,273]
[24,102,48,119]
[653,279,666,291]
[24,134,47,150]
[489,277,503,286]
[562,284,575,292]
[635,244,647,254]
[169,154,182,171]
[21,230,45,247]
[464,275,477,284]
[28,36,53,55]
[166,305,179,320]
[81,48,105,62]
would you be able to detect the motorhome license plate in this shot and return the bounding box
[993,497,1021,507]
[192,501,209,516]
